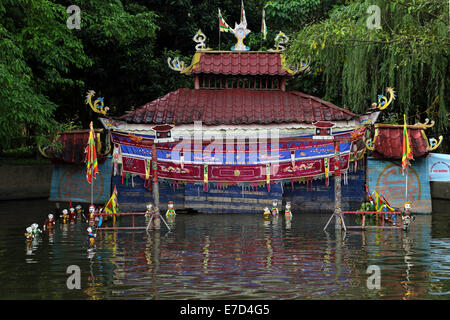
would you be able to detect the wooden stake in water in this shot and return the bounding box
[152,143,160,209]
[405,167,408,203]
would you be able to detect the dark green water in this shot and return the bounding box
[0,199,449,300]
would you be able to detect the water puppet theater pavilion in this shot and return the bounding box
[96,8,384,214]
[37,4,443,216]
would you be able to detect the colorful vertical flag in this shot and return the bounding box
[261,8,267,40]
[218,8,232,32]
[85,121,99,183]
[402,114,413,172]
[104,186,119,214]
[241,0,247,25]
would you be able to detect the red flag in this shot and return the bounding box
[85,122,99,183]
[218,8,231,32]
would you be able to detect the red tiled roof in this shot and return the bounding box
[120,88,356,125]
[313,121,335,128]
[372,125,430,159]
[152,124,174,132]
[184,52,295,76]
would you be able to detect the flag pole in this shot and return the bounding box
[91,165,94,205]
[218,8,221,51]
[405,167,408,203]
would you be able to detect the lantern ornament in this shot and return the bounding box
[312,121,335,140]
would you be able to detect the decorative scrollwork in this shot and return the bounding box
[365,138,375,151]
[429,136,443,151]
[268,31,289,52]
[37,143,52,158]
[297,56,311,73]
[376,87,396,110]
[193,29,211,51]
[167,57,187,72]
[416,118,435,128]
[86,90,109,115]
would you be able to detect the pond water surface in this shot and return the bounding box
[0,199,449,300]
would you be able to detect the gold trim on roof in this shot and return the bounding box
[180,52,202,75]
[365,128,378,151]
[280,54,298,75]
[428,136,443,151]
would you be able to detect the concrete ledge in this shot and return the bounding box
[430,181,450,200]
[0,164,53,200]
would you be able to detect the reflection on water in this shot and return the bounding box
[0,199,449,299]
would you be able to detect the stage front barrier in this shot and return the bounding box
[367,157,431,214]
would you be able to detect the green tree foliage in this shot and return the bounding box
[0,0,91,149]
[264,0,340,32]
[0,0,159,151]
[287,0,449,141]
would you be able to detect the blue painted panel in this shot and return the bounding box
[427,153,450,182]
[367,157,431,214]
[49,156,113,204]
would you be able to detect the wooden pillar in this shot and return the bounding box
[280,78,286,91]
[334,140,342,229]
[152,143,160,209]
[362,213,366,230]
[194,76,200,89]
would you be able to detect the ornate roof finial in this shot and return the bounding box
[230,1,251,51]
[376,87,396,110]
[230,21,251,51]
[193,29,211,51]
[86,90,109,115]
[428,136,443,151]
[268,31,289,52]
[167,57,187,72]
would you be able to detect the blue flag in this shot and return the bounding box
[97,215,103,228]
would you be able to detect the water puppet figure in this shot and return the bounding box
[271,200,279,216]
[75,205,83,215]
[147,206,161,230]
[285,202,292,217]
[69,207,77,221]
[31,223,42,236]
[383,204,389,221]
[25,227,34,241]
[44,214,56,230]
[61,209,69,224]
[87,227,96,245]
[402,202,415,231]
[87,205,96,225]
[166,201,176,217]
[145,203,154,217]
[263,207,271,218]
